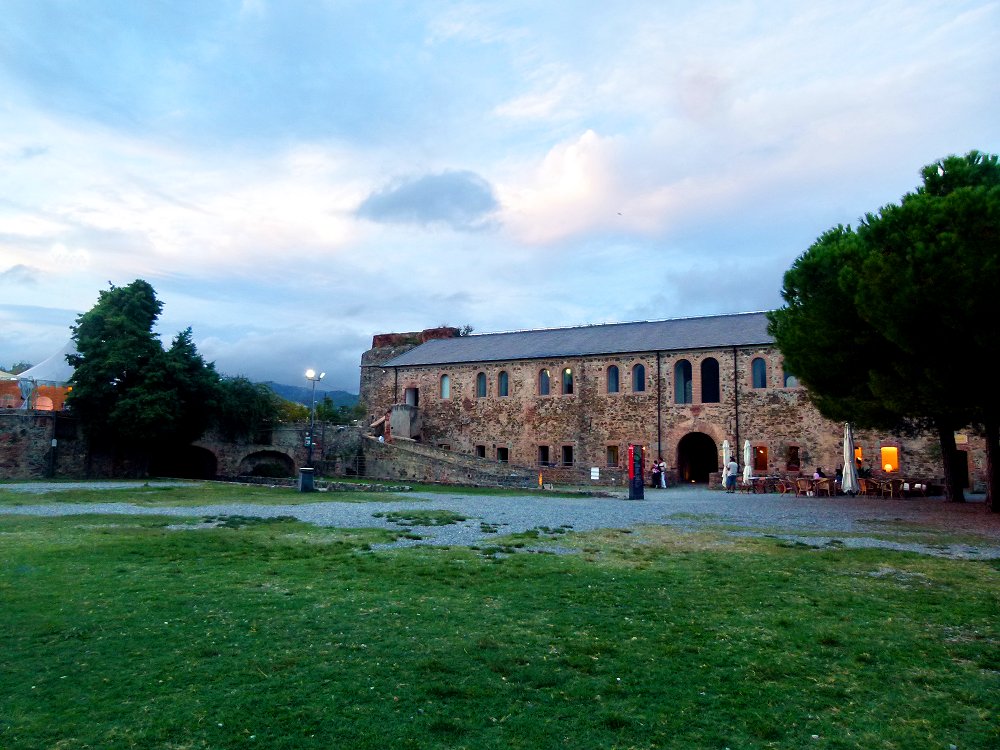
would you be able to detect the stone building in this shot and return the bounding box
[360,312,985,489]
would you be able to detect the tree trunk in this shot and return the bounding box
[986,418,999,513]
[936,420,965,503]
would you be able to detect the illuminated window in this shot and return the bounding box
[753,445,768,472]
[880,446,899,473]
[562,367,574,395]
[783,363,799,388]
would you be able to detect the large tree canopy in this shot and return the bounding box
[67,280,221,470]
[768,150,1000,509]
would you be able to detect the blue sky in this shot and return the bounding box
[1,1,997,393]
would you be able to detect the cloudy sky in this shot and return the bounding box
[1,1,997,393]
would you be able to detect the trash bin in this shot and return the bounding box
[298,467,315,493]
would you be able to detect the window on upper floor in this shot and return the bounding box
[632,363,646,392]
[538,369,551,396]
[476,372,487,398]
[752,358,767,389]
[440,374,450,399]
[675,360,693,404]
[607,365,620,393]
[701,357,720,403]
[498,370,509,397]
[562,367,574,395]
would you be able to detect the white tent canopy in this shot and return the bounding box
[16,341,77,386]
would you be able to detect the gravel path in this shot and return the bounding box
[2,481,999,559]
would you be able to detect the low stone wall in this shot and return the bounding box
[0,411,89,479]
[362,436,539,488]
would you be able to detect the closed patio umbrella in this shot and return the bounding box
[742,440,753,484]
[721,440,731,488]
[841,422,860,495]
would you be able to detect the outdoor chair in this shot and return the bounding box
[794,478,813,496]
[813,478,832,497]
[861,478,882,497]
[882,478,904,499]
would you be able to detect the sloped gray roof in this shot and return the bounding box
[382,311,773,367]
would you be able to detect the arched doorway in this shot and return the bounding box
[150,445,218,479]
[238,450,295,478]
[676,432,719,484]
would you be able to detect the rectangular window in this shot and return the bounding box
[880,446,899,473]
[753,445,768,472]
[496,447,509,462]
[606,445,619,467]
[475,445,486,458]
[538,445,550,466]
[562,445,574,466]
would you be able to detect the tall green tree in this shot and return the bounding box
[67,280,221,473]
[212,376,282,442]
[769,151,1000,509]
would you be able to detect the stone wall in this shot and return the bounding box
[0,411,88,479]
[359,342,984,488]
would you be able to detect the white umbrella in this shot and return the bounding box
[742,440,753,483]
[841,422,860,495]
[721,440,731,487]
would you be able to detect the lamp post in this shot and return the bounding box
[305,368,325,466]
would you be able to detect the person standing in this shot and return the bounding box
[726,457,739,493]
[658,457,667,488]
[651,460,661,488]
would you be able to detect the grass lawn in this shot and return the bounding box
[1,508,997,749]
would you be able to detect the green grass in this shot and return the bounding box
[0,481,420,507]
[1,516,997,749]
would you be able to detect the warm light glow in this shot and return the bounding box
[880,446,899,473]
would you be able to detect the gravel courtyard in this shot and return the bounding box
[3,481,999,560]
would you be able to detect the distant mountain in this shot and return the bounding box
[264,382,359,408]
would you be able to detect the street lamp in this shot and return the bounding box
[305,368,325,466]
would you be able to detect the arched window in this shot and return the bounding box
[476,372,487,398]
[538,369,551,396]
[674,360,693,404]
[632,363,646,392]
[607,365,620,393]
[752,358,767,389]
[498,370,509,397]
[700,357,720,403]
[440,374,450,399]
[562,367,574,395]
[783,363,799,388]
